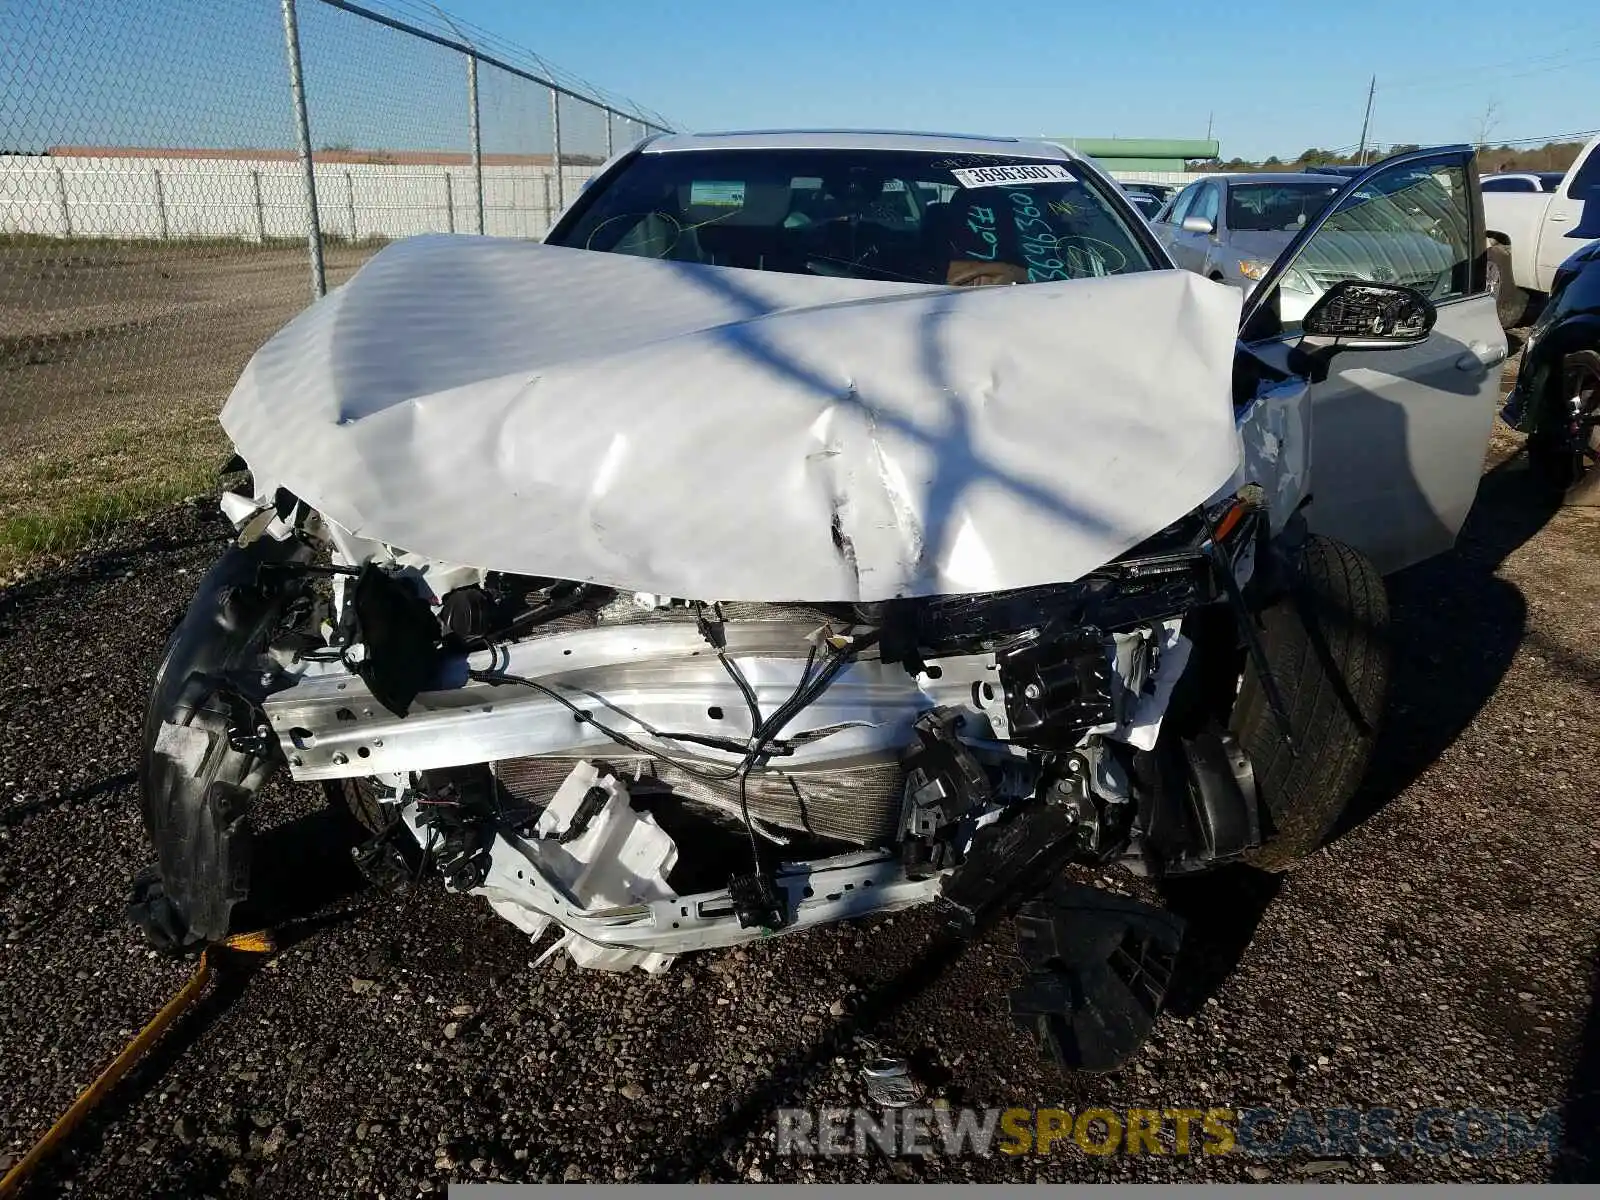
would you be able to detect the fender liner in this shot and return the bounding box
[130,534,312,950]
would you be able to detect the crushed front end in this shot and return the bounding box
[134,241,1297,1071]
[135,482,1282,1066]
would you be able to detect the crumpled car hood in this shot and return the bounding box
[222,235,1244,601]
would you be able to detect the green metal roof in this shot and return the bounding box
[1049,137,1220,159]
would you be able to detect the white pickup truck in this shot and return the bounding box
[1484,132,1600,327]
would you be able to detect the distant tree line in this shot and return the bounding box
[1187,141,1587,174]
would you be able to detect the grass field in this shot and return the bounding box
[0,237,375,576]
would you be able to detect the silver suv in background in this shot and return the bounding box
[1150,173,1343,290]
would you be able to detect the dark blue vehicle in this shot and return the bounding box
[1503,238,1600,504]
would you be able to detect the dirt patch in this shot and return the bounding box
[0,239,374,574]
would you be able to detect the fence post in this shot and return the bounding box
[605,108,614,159]
[467,53,485,235]
[344,170,356,241]
[153,168,169,240]
[251,169,267,242]
[550,86,564,215]
[54,164,72,237]
[280,0,325,298]
[541,173,552,237]
[445,171,455,233]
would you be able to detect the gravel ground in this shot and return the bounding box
[0,405,1597,1190]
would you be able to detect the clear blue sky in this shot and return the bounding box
[4,1,1594,161]
[452,0,1600,160]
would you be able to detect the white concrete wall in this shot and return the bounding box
[0,155,604,242]
[0,155,1217,245]
[1108,169,1211,186]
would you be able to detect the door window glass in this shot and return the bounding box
[1164,183,1201,226]
[1189,182,1219,227]
[1270,161,1473,332]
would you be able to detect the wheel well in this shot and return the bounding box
[1529,328,1600,436]
[1486,230,1510,248]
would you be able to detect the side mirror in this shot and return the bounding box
[1181,216,1215,235]
[1300,279,1436,349]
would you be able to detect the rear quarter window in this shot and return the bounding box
[1568,150,1600,201]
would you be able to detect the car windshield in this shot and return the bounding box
[1225,181,1343,232]
[551,148,1157,285]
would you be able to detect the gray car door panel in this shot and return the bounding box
[1241,148,1506,574]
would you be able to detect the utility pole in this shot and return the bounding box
[1206,111,1214,141]
[1356,75,1376,166]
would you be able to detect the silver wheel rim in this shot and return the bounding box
[1562,360,1600,474]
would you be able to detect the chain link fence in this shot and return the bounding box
[0,0,669,577]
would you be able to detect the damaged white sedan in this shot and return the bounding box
[133,133,1506,1071]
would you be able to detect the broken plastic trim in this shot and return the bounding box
[1010,882,1185,1073]
[132,535,311,950]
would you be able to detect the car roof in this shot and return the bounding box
[640,129,1081,161]
[1195,173,1348,186]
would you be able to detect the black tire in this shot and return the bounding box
[1233,536,1390,870]
[1487,243,1526,330]
[325,776,389,835]
[1527,348,1600,506]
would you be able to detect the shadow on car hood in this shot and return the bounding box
[222,236,1244,601]
[1227,229,1302,262]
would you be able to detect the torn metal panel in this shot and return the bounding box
[467,833,943,958]
[222,237,1244,601]
[1229,375,1312,533]
[264,620,1005,784]
[1106,623,1192,752]
[486,762,680,974]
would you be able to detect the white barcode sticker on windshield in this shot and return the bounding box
[951,163,1076,188]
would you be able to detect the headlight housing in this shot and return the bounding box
[1281,267,1316,295]
[1237,258,1272,281]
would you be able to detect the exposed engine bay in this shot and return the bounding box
[141,483,1281,982]
[132,234,1395,1074]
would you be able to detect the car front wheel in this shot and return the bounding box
[1528,348,1600,506]
[1233,535,1391,870]
[1487,243,1526,330]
